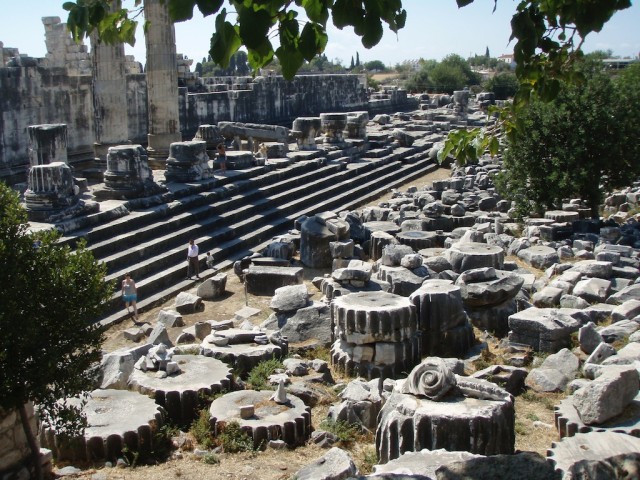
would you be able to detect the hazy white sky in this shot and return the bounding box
[3,1,639,67]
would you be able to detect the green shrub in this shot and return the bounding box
[203,452,220,464]
[217,420,254,453]
[247,358,284,390]
[190,409,215,449]
[318,418,361,443]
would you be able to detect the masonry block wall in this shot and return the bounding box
[0,404,35,475]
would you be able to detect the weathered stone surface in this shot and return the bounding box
[300,215,338,268]
[410,279,474,357]
[128,354,232,426]
[472,364,528,395]
[245,266,304,296]
[611,299,640,323]
[585,342,616,365]
[174,292,203,314]
[541,348,580,379]
[40,389,165,462]
[607,284,640,305]
[525,367,570,393]
[548,432,640,480]
[532,286,563,308]
[328,378,382,430]
[195,273,227,300]
[578,322,604,354]
[516,245,559,270]
[466,298,517,337]
[573,278,612,303]
[568,260,613,279]
[560,294,590,310]
[261,302,331,346]
[376,383,515,462]
[599,320,640,344]
[455,268,524,308]
[572,365,640,425]
[508,307,581,353]
[294,447,358,480]
[444,242,504,273]
[157,309,184,328]
[372,449,480,478]
[269,284,310,312]
[209,390,311,448]
[436,451,559,480]
[148,324,173,347]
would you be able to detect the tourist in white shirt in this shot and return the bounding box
[187,239,200,279]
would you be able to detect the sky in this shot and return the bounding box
[3,1,639,68]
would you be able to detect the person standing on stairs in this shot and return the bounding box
[217,143,227,173]
[187,239,200,279]
[121,272,138,321]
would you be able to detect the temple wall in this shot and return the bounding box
[180,74,369,139]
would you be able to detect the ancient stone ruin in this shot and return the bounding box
[3,5,640,480]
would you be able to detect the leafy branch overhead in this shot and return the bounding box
[62,0,407,79]
[440,0,632,165]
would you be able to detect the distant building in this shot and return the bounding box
[602,58,638,70]
[498,53,516,69]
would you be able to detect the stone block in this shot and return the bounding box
[245,266,304,296]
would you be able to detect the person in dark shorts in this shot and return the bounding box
[121,272,138,321]
[217,143,227,173]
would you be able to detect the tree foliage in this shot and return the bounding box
[484,71,519,99]
[62,0,406,80]
[365,60,386,72]
[494,61,640,218]
[0,183,113,474]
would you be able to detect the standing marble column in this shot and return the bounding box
[144,0,181,166]
[28,124,68,166]
[90,0,129,170]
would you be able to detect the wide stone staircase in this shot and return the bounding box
[60,138,441,326]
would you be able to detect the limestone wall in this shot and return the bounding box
[0,404,35,474]
[180,74,369,139]
[0,63,95,183]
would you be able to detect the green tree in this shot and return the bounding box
[364,60,386,72]
[484,71,519,99]
[429,62,467,93]
[356,51,360,67]
[494,61,640,218]
[350,56,355,69]
[0,183,113,479]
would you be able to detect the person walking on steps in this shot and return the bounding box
[187,239,200,279]
[217,143,227,173]
[121,272,138,321]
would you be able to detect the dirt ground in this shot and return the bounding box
[60,167,562,479]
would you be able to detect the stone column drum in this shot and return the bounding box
[144,0,181,164]
[320,113,348,145]
[164,140,211,182]
[193,124,224,156]
[409,279,474,357]
[376,358,515,463]
[28,124,68,166]
[292,117,321,150]
[97,144,163,199]
[24,162,78,220]
[344,111,369,140]
[331,291,421,380]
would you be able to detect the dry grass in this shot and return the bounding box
[514,391,564,454]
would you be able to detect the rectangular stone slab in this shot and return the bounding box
[245,266,304,296]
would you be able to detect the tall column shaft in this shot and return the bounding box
[91,0,129,167]
[144,0,181,161]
